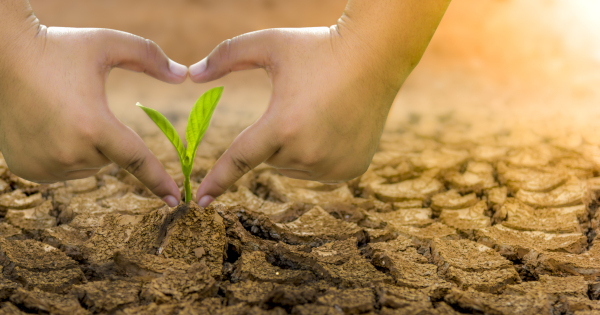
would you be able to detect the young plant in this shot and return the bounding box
[137,87,223,204]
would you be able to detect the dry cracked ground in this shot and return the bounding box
[3,117,600,315]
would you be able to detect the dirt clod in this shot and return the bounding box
[141,261,217,304]
[0,238,84,292]
[71,280,141,313]
[158,203,226,278]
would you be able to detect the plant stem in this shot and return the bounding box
[184,175,191,203]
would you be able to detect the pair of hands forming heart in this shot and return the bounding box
[0,0,451,207]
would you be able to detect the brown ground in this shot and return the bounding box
[4,108,600,314]
[3,0,600,314]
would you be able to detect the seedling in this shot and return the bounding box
[137,87,223,204]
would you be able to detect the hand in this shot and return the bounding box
[0,19,187,206]
[190,0,451,207]
[190,27,403,206]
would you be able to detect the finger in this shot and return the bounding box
[189,29,279,83]
[96,118,181,207]
[196,119,279,207]
[100,29,187,84]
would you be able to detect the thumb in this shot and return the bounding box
[189,29,279,83]
[96,117,181,207]
[100,29,188,83]
[196,119,279,207]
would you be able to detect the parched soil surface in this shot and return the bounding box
[5,0,598,313]
[3,120,600,315]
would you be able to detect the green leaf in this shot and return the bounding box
[137,103,186,163]
[137,88,224,203]
[185,86,223,164]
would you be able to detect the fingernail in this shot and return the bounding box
[198,195,214,208]
[162,195,179,207]
[189,58,207,77]
[169,59,188,77]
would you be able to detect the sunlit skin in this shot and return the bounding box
[0,0,451,208]
[192,0,452,206]
[0,0,186,207]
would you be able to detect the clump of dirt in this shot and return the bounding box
[0,190,44,216]
[231,250,315,284]
[438,200,491,237]
[4,201,55,232]
[236,205,367,247]
[80,212,147,277]
[0,238,84,293]
[113,249,189,278]
[9,288,88,315]
[444,288,552,314]
[504,274,588,301]
[71,280,142,313]
[476,224,587,259]
[430,239,521,294]
[141,261,217,304]
[366,236,452,295]
[315,287,375,313]
[77,201,226,281]
[157,202,226,278]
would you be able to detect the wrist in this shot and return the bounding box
[0,0,40,62]
[0,0,43,87]
[335,0,451,92]
[332,16,412,99]
[329,19,406,109]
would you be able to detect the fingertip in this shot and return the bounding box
[152,177,181,206]
[189,58,207,82]
[195,181,208,202]
[168,59,188,82]
[198,195,215,208]
[162,195,179,207]
[170,180,182,200]
[195,179,217,207]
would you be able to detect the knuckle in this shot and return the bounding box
[94,29,115,60]
[75,121,99,144]
[142,38,160,62]
[298,149,326,168]
[229,153,252,178]
[124,153,146,176]
[51,148,80,169]
[216,38,233,63]
[300,153,323,170]
[147,179,166,195]
[211,178,230,194]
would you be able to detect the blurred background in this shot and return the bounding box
[29,0,600,144]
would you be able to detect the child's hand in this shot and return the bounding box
[0,22,186,206]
